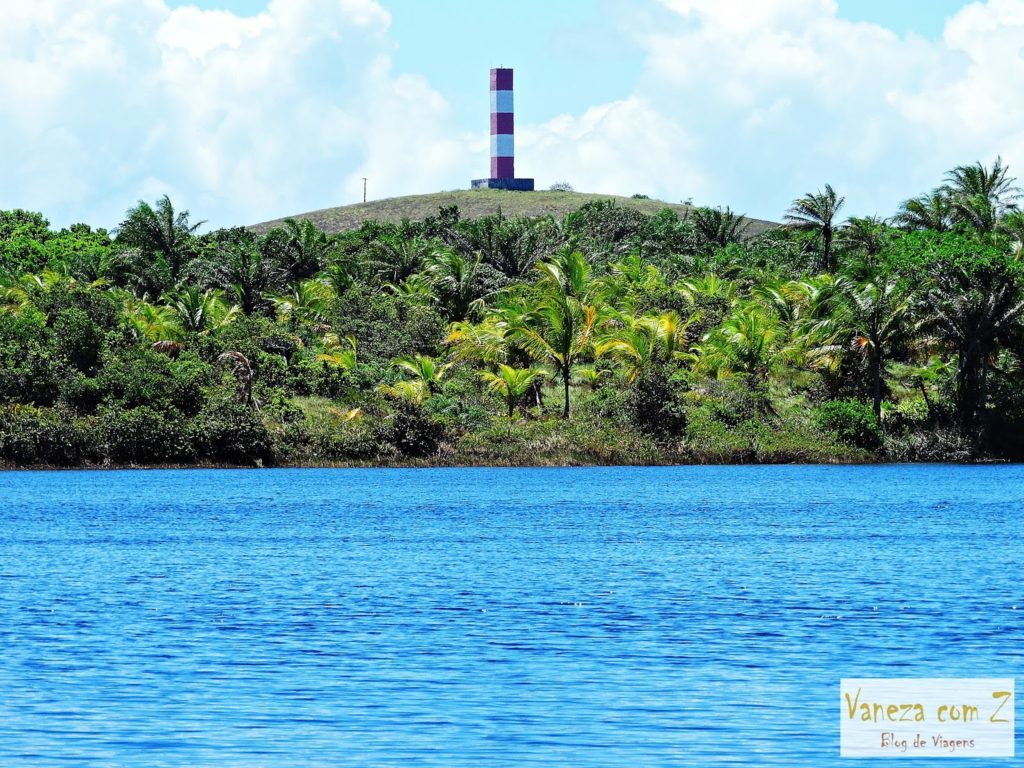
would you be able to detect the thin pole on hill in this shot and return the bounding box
[362,177,368,203]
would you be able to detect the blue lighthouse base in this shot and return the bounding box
[471,178,535,191]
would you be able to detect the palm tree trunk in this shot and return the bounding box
[872,356,882,421]
[562,368,571,419]
[917,380,933,419]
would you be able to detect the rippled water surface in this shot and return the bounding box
[0,465,1022,766]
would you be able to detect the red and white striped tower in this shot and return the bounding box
[472,68,534,191]
[490,68,515,178]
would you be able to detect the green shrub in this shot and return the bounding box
[54,308,104,373]
[0,405,91,466]
[98,405,190,464]
[189,398,273,465]
[626,364,687,438]
[376,401,446,458]
[814,400,882,449]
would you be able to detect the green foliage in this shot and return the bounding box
[814,400,882,449]
[54,308,104,374]
[98,405,191,464]
[4,160,1024,466]
[626,364,687,438]
[0,405,91,466]
[190,397,273,465]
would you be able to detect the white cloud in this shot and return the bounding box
[520,98,703,199]
[3,0,1024,229]
[0,0,479,229]
[517,0,1024,220]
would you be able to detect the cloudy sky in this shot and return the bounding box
[3,0,1022,230]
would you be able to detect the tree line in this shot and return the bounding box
[1,158,1023,466]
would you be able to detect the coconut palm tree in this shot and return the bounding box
[385,273,435,305]
[692,306,785,399]
[943,157,1020,231]
[595,254,665,310]
[166,287,238,336]
[597,311,697,383]
[115,195,204,282]
[690,206,750,249]
[516,292,600,418]
[896,190,954,232]
[270,279,332,331]
[479,364,543,425]
[122,296,182,343]
[424,248,488,320]
[677,274,739,306]
[446,317,509,368]
[840,276,912,419]
[784,184,846,272]
[316,333,357,371]
[377,354,452,404]
[277,218,336,282]
[504,251,601,418]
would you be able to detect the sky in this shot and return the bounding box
[4,0,1023,231]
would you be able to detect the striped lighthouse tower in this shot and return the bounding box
[472,68,534,191]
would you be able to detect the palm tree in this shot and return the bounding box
[692,306,784,399]
[446,317,509,368]
[385,273,435,305]
[316,333,357,371]
[597,311,697,383]
[368,234,436,284]
[999,211,1024,243]
[115,195,205,282]
[510,292,600,418]
[896,190,954,232]
[218,351,257,409]
[166,287,238,336]
[677,274,739,306]
[595,254,665,310]
[215,242,276,315]
[920,261,1024,430]
[501,251,601,418]
[462,214,548,279]
[943,157,1020,231]
[424,248,487,320]
[535,247,591,299]
[839,216,890,258]
[784,184,846,272]
[121,296,182,342]
[690,206,750,249]
[277,218,336,281]
[0,272,43,316]
[270,279,331,331]
[479,364,542,424]
[892,356,953,419]
[841,276,912,419]
[377,354,452,404]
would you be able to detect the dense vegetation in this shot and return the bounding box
[2,159,1024,467]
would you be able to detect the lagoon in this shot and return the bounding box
[0,465,1021,766]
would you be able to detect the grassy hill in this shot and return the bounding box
[251,189,777,236]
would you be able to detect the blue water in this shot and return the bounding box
[0,465,1021,766]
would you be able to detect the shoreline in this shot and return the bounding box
[0,456,1013,472]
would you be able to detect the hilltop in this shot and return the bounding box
[251,189,777,235]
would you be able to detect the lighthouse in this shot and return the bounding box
[471,68,535,191]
